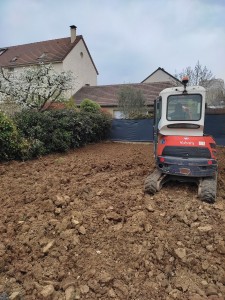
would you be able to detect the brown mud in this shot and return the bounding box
[0,142,225,299]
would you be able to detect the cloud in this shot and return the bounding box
[0,0,225,84]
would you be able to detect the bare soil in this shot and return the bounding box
[0,142,225,300]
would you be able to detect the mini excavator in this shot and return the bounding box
[145,77,218,203]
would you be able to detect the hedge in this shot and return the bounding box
[12,109,112,158]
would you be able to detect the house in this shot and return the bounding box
[204,79,225,106]
[141,67,181,84]
[0,25,98,96]
[72,81,174,118]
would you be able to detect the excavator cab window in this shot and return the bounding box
[167,94,202,121]
[153,97,162,156]
[154,96,162,126]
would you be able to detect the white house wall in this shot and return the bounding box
[63,39,97,96]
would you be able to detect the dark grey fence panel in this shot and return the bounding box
[110,119,154,142]
[110,116,225,145]
[205,115,225,145]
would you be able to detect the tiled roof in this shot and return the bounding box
[72,82,174,107]
[0,36,98,74]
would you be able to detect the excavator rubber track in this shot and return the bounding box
[198,176,217,203]
[145,169,217,203]
[144,169,169,194]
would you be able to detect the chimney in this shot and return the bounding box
[70,25,77,43]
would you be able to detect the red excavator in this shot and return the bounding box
[144,77,218,203]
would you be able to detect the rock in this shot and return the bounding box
[111,222,123,231]
[78,226,86,235]
[99,271,113,283]
[61,277,76,290]
[206,284,218,296]
[201,280,208,286]
[220,273,225,285]
[65,286,75,300]
[197,225,213,232]
[113,279,129,297]
[55,195,66,206]
[71,219,80,225]
[169,288,182,299]
[105,212,122,221]
[72,235,80,245]
[216,242,225,255]
[190,222,200,228]
[145,201,155,212]
[80,285,89,294]
[60,229,75,239]
[0,243,6,257]
[71,211,83,224]
[74,289,81,299]
[155,245,164,260]
[43,199,55,212]
[206,244,214,252]
[214,201,224,210]
[42,240,55,253]
[189,294,205,300]
[40,284,55,298]
[9,292,20,300]
[131,211,147,223]
[96,190,103,196]
[144,223,152,232]
[55,207,62,214]
[108,288,117,298]
[174,248,186,260]
[201,260,209,270]
[160,212,166,217]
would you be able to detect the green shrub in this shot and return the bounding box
[0,112,20,161]
[80,98,101,113]
[14,109,112,157]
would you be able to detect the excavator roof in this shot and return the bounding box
[160,85,205,95]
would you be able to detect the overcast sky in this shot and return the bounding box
[0,0,225,85]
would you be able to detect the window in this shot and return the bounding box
[167,94,202,121]
[113,110,125,119]
[0,48,7,55]
[10,56,18,62]
[80,52,84,58]
[8,67,14,72]
[37,52,47,60]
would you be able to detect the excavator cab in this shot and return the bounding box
[145,78,218,203]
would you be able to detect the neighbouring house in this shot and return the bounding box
[0,25,98,98]
[141,67,181,84]
[72,81,174,118]
[204,78,225,107]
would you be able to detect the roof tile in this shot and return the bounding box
[73,82,174,107]
[0,36,82,67]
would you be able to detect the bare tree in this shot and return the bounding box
[118,86,147,119]
[175,61,214,88]
[0,64,74,111]
[175,62,225,106]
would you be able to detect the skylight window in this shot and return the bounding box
[0,48,7,55]
[37,52,48,60]
[10,56,18,62]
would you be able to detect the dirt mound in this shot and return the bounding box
[0,142,225,299]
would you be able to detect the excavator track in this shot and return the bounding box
[145,170,217,203]
[144,169,169,194]
[198,176,217,203]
